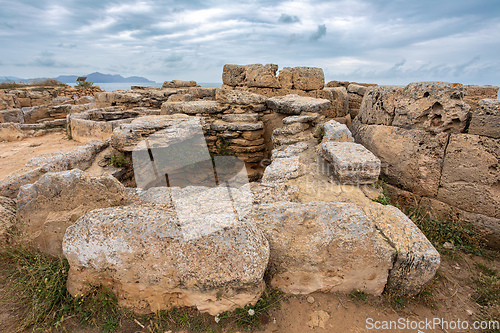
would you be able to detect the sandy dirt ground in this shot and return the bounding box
[0,131,85,180]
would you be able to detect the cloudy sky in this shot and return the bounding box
[1,0,499,86]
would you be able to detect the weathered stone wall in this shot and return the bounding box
[222,64,348,118]
[326,80,379,118]
[351,82,500,249]
[0,86,102,110]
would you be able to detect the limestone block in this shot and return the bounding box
[0,196,16,243]
[162,80,199,88]
[277,67,293,89]
[351,119,449,197]
[282,113,319,124]
[321,120,354,143]
[318,87,349,117]
[392,82,471,133]
[244,64,281,88]
[63,205,269,315]
[347,84,369,96]
[17,169,129,256]
[222,64,246,87]
[251,201,395,295]
[291,67,325,91]
[357,86,403,126]
[437,134,500,218]
[266,94,330,115]
[468,99,500,138]
[262,156,306,183]
[271,142,309,159]
[221,113,259,123]
[210,120,264,132]
[0,108,24,123]
[320,142,381,184]
[364,204,440,296]
[161,101,225,115]
[215,89,266,105]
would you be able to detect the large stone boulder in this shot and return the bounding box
[351,119,449,197]
[392,82,471,133]
[266,95,330,115]
[0,196,16,243]
[17,169,129,256]
[364,204,440,296]
[62,205,269,316]
[250,201,395,295]
[468,99,500,139]
[437,134,500,218]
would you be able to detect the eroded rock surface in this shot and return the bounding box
[63,205,269,316]
[17,169,128,256]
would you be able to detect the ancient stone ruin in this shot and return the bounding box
[0,63,498,316]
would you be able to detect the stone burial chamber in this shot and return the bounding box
[8,63,484,317]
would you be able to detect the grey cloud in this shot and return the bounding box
[310,24,326,42]
[278,14,300,24]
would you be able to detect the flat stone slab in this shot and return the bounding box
[210,120,264,131]
[282,113,319,124]
[321,120,354,143]
[215,89,267,105]
[468,99,500,138]
[266,94,330,115]
[262,156,306,183]
[271,142,309,159]
[161,100,226,115]
[320,142,381,184]
[221,113,259,123]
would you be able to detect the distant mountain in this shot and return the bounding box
[54,72,156,84]
[1,72,155,84]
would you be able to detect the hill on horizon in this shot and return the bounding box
[1,72,156,84]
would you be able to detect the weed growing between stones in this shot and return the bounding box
[473,263,500,328]
[349,289,369,303]
[109,153,131,167]
[218,287,285,329]
[406,207,485,255]
[315,124,325,143]
[0,242,123,332]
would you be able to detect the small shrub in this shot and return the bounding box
[219,287,284,329]
[374,188,392,205]
[110,153,130,167]
[316,124,325,143]
[349,289,368,302]
[76,81,94,88]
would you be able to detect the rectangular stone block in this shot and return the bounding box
[437,134,500,218]
[321,142,381,184]
[468,99,500,138]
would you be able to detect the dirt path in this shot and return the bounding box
[0,132,85,180]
